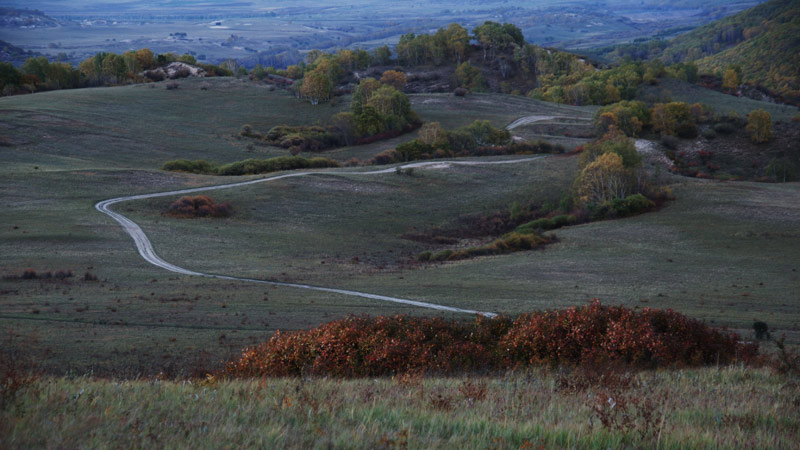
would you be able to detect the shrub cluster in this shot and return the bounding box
[370,138,563,166]
[261,125,344,153]
[3,269,73,280]
[224,300,757,378]
[418,232,554,262]
[589,194,655,220]
[162,156,340,176]
[515,214,576,234]
[167,195,232,218]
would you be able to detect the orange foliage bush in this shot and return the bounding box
[167,195,232,218]
[225,300,756,378]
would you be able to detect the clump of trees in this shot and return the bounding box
[0,48,235,97]
[333,77,421,142]
[371,120,518,164]
[573,128,663,219]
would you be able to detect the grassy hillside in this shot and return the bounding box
[2,367,798,449]
[0,77,594,173]
[0,81,798,377]
[659,0,800,102]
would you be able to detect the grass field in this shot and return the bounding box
[640,78,800,121]
[2,367,798,449]
[1,79,799,377]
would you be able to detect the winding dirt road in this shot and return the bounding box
[96,157,546,318]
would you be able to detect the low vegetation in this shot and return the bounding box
[166,196,232,218]
[161,155,340,176]
[1,366,796,449]
[225,300,756,378]
[371,120,563,165]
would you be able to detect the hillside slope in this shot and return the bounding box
[660,0,800,102]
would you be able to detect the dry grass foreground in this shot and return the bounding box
[0,367,797,449]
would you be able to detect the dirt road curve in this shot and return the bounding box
[506,115,557,130]
[96,157,546,317]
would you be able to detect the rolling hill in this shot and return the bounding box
[659,0,800,103]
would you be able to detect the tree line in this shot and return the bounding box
[0,49,234,96]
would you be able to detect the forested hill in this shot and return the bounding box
[660,0,799,103]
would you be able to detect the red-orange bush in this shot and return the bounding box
[500,300,754,367]
[225,300,757,378]
[167,195,232,218]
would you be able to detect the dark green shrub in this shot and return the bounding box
[712,122,735,134]
[610,194,655,217]
[701,128,716,140]
[660,134,679,150]
[216,156,339,176]
[515,215,576,234]
[161,159,219,174]
[753,321,769,340]
[395,139,433,162]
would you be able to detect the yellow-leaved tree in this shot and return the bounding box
[746,109,772,143]
[578,152,630,204]
[300,71,331,105]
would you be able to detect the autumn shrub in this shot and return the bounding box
[0,330,40,408]
[370,149,399,165]
[500,300,755,368]
[167,195,232,218]
[225,315,505,377]
[225,300,757,378]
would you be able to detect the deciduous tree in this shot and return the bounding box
[380,70,407,90]
[746,109,772,143]
[300,71,332,105]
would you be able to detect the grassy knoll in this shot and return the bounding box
[1,367,797,448]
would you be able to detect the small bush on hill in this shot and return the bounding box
[167,195,232,218]
[225,300,757,378]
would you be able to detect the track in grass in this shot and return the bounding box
[96,157,547,318]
